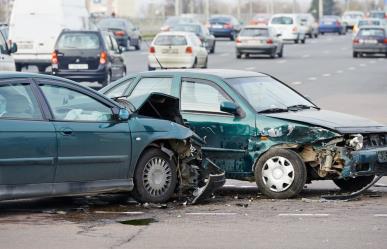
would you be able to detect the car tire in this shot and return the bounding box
[15,63,22,72]
[192,58,198,68]
[278,46,284,58]
[210,42,215,54]
[236,53,241,59]
[301,38,306,44]
[270,50,276,59]
[294,39,299,44]
[230,32,235,41]
[353,51,358,58]
[314,33,318,38]
[102,71,111,87]
[320,32,324,35]
[333,175,375,192]
[37,65,46,73]
[132,148,177,203]
[255,148,307,199]
[135,38,141,50]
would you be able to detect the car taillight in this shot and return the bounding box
[292,26,298,32]
[149,46,155,53]
[236,38,241,44]
[185,46,193,54]
[353,38,359,44]
[336,21,341,26]
[384,38,387,44]
[224,23,233,29]
[51,51,58,64]
[266,39,273,44]
[114,31,125,37]
[99,51,107,64]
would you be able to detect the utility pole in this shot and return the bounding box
[293,0,297,13]
[237,0,241,20]
[175,0,180,16]
[318,0,323,21]
[249,0,253,18]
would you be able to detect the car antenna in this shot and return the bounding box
[144,39,165,70]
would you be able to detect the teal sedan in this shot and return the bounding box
[0,72,224,203]
[101,69,387,199]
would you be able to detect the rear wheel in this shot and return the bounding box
[37,65,46,73]
[132,148,177,203]
[103,71,111,87]
[210,42,216,54]
[255,148,307,199]
[15,63,22,72]
[333,175,375,192]
[236,53,241,59]
[278,46,284,58]
[353,51,358,58]
[314,33,318,38]
[294,39,299,44]
[301,38,306,44]
[270,49,276,59]
[135,38,141,50]
[202,57,208,68]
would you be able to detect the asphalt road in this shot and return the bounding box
[4,33,387,249]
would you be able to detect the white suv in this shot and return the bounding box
[269,14,306,44]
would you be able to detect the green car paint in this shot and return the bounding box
[100,69,387,188]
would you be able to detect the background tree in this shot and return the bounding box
[308,0,341,19]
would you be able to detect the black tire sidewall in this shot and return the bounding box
[132,148,177,203]
[333,175,375,192]
[255,148,307,199]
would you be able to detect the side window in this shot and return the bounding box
[130,77,173,98]
[0,83,42,120]
[110,35,119,52]
[181,80,232,113]
[0,32,7,54]
[105,78,134,98]
[103,33,114,51]
[40,84,113,122]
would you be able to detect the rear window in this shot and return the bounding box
[321,17,338,24]
[358,20,381,27]
[172,25,201,35]
[98,19,126,29]
[240,28,269,37]
[370,12,385,19]
[57,33,100,50]
[209,17,231,24]
[271,17,293,25]
[359,28,385,37]
[154,35,187,46]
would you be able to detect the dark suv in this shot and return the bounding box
[51,30,126,86]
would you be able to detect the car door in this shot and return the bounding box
[0,31,15,71]
[179,78,255,178]
[0,79,57,185]
[37,79,131,182]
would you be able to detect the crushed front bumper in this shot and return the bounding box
[342,148,387,178]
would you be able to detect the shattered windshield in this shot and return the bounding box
[227,77,316,113]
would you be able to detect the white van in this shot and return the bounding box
[0,29,16,71]
[269,14,306,44]
[9,0,90,72]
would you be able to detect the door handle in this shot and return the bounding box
[59,128,73,136]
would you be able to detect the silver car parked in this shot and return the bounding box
[236,25,284,59]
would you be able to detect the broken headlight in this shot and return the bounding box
[347,134,363,151]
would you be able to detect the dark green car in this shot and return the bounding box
[0,72,224,203]
[101,69,387,199]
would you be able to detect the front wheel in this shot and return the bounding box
[255,148,307,199]
[278,46,284,58]
[135,38,141,50]
[132,148,177,203]
[333,175,375,192]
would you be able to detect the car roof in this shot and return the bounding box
[243,25,268,29]
[135,69,267,79]
[156,31,193,36]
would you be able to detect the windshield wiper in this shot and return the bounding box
[258,107,288,114]
[287,104,319,111]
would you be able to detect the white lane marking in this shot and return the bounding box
[277,60,287,64]
[348,66,356,70]
[369,60,376,64]
[308,77,317,81]
[336,70,344,74]
[94,211,144,215]
[245,67,255,70]
[141,52,148,55]
[186,212,238,216]
[374,214,387,217]
[220,53,230,57]
[278,213,330,217]
[291,81,302,85]
[359,63,367,67]
[322,73,331,77]
[302,54,310,58]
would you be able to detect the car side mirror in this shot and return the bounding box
[118,108,130,121]
[220,101,240,116]
[10,43,17,54]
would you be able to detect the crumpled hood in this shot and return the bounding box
[265,109,387,134]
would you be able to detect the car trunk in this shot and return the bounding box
[57,49,101,70]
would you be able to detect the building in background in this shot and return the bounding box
[0,0,14,23]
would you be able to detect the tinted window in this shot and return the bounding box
[0,31,7,54]
[154,35,187,46]
[370,12,385,19]
[227,77,314,112]
[130,78,173,98]
[240,28,269,37]
[181,80,231,113]
[358,20,381,27]
[359,28,385,37]
[57,33,100,50]
[209,16,231,24]
[105,78,134,98]
[271,17,293,25]
[0,83,42,120]
[98,18,126,29]
[40,85,113,122]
